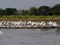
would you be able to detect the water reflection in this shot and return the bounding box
[55,28,60,33]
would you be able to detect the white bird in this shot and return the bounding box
[0,31,2,35]
[27,21,32,24]
[47,21,57,26]
[39,21,46,26]
[0,21,3,26]
[47,21,53,26]
[52,22,57,26]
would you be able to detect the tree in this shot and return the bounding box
[0,9,3,15]
[0,9,6,15]
[29,7,38,15]
[5,8,17,15]
[48,8,54,16]
[52,4,60,15]
[38,6,51,16]
[20,10,29,15]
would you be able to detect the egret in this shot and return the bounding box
[52,22,57,26]
[39,21,46,26]
[27,21,32,25]
[47,21,53,26]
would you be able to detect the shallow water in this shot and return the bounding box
[0,28,60,45]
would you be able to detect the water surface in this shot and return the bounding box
[0,28,60,45]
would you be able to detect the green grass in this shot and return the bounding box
[0,15,60,21]
[0,15,60,18]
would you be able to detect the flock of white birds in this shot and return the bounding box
[0,21,58,27]
[0,21,58,35]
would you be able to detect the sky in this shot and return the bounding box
[0,0,60,10]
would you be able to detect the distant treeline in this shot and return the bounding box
[0,4,60,16]
[0,8,17,15]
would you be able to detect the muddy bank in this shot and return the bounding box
[0,18,60,22]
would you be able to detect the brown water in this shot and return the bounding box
[0,29,60,45]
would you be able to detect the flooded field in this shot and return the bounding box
[0,28,60,45]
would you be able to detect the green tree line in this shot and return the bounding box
[0,8,17,15]
[0,4,60,16]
